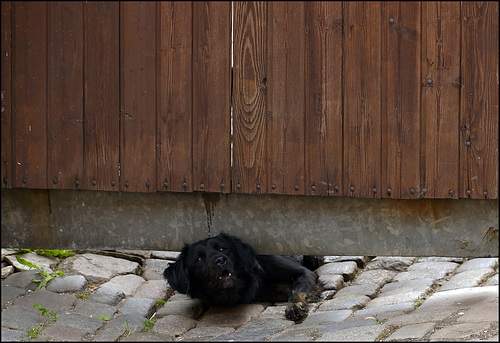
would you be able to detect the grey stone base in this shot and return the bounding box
[1,189,498,257]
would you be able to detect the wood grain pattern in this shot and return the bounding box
[12,1,47,189]
[192,1,231,193]
[305,2,343,196]
[343,1,382,198]
[120,1,157,192]
[83,2,120,191]
[460,1,499,199]
[232,1,268,194]
[2,1,497,200]
[157,2,193,193]
[421,2,460,199]
[47,1,84,189]
[381,2,421,199]
[267,2,305,195]
[1,1,12,188]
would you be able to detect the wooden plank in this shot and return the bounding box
[157,1,193,192]
[120,1,157,193]
[267,1,305,195]
[192,2,231,193]
[47,1,84,190]
[381,2,421,199]
[1,1,12,188]
[83,2,120,191]
[12,1,47,189]
[232,1,267,194]
[304,2,343,196]
[343,2,382,198]
[460,2,499,199]
[421,2,460,199]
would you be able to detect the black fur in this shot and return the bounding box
[163,233,321,322]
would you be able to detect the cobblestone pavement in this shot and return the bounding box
[1,249,498,341]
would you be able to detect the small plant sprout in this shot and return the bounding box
[123,320,131,336]
[414,297,423,309]
[366,315,383,324]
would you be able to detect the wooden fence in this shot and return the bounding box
[1,1,498,199]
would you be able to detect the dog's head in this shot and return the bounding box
[163,233,264,304]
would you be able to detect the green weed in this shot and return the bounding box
[75,291,90,300]
[33,249,74,258]
[21,304,57,341]
[21,325,45,341]
[16,256,65,290]
[141,313,157,332]
[10,249,74,258]
[33,303,58,322]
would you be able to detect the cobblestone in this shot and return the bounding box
[1,250,498,342]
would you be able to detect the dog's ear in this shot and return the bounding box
[163,251,190,294]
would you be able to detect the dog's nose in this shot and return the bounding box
[215,256,226,266]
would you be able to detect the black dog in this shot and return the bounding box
[163,233,321,322]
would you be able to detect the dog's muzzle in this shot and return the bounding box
[215,256,233,281]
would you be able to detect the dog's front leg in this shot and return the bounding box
[285,269,318,322]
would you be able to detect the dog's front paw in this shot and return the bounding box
[285,292,309,322]
[285,301,309,322]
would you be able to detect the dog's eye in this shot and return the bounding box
[218,247,225,252]
[195,257,203,263]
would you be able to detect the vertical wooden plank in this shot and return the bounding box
[421,2,460,199]
[232,1,267,194]
[84,2,120,191]
[304,2,343,196]
[267,1,305,195]
[460,1,499,199]
[12,1,47,189]
[47,1,84,189]
[343,2,382,198]
[157,1,193,193]
[381,1,421,199]
[1,1,12,188]
[120,1,157,193]
[192,1,231,193]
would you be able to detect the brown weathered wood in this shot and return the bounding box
[267,2,306,195]
[421,2,460,199]
[83,2,120,191]
[120,1,157,193]
[232,1,268,194]
[343,2,382,198]
[460,1,499,199]
[2,1,498,201]
[381,2,421,199]
[157,1,193,193]
[304,2,343,196]
[192,1,231,193]
[12,1,47,189]
[47,2,84,190]
[1,1,12,189]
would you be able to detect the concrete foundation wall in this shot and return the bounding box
[1,189,498,257]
